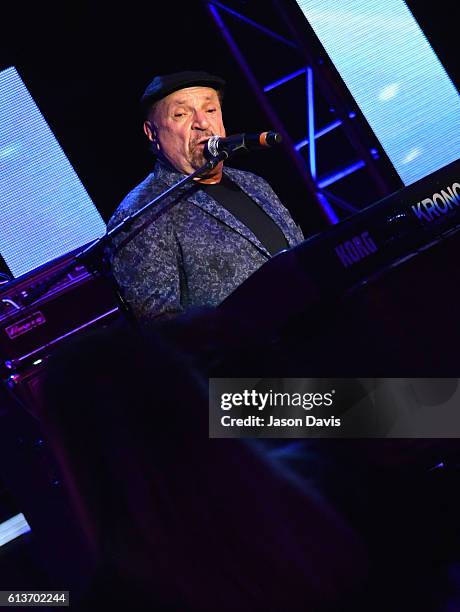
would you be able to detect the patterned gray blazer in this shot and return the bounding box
[107,160,304,321]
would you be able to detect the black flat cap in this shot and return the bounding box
[141,70,226,113]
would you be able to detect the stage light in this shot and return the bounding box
[295,0,460,186]
[0,513,31,548]
[0,67,106,278]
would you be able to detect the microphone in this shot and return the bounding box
[204,131,282,160]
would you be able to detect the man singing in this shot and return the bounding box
[108,70,304,323]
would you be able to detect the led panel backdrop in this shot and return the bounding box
[0,67,106,278]
[295,0,460,186]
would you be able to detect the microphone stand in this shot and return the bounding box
[19,152,228,319]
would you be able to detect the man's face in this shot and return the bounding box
[144,86,226,174]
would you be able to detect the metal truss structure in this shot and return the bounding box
[206,0,395,224]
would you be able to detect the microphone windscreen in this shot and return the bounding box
[261,132,282,147]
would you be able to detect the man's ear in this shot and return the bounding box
[143,120,156,142]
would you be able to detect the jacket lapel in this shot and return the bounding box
[186,188,271,256]
[224,167,298,247]
[154,161,271,256]
[153,160,301,255]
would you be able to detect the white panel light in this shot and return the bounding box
[0,513,31,547]
[0,67,106,277]
[296,0,460,186]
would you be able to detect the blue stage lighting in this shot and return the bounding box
[0,513,31,547]
[0,67,106,278]
[295,0,460,186]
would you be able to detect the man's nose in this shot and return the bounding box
[192,110,210,129]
